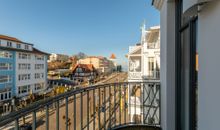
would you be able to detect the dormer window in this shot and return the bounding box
[17,44,21,49]
[25,45,29,50]
[7,41,12,47]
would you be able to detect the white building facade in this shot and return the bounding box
[0,35,48,114]
[128,25,160,82]
[127,26,160,123]
[152,0,220,130]
[48,53,69,62]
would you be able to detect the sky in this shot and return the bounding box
[0,0,159,69]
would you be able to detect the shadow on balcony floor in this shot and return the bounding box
[112,124,161,130]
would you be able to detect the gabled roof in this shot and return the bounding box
[71,64,96,72]
[110,53,116,59]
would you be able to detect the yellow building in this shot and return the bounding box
[78,56,115,74]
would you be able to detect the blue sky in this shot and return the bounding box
[0,0,159,69]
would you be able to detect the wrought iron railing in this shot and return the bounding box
[0,82,160,130]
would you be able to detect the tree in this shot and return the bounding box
[74,52,87,59]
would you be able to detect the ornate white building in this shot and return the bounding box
[127,25,160,123]
[128,25,160,82]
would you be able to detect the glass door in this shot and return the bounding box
[176,0,198,130]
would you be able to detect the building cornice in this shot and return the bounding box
[183,0,213,16]
[152,0,164,10]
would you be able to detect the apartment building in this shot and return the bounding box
[127,25,160,122]
[48,53,69,62]
[0,35,48,114]
[78,56,115,74]
[152,0,220,130]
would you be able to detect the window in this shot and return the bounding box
[148,57,154,78]
[0,75,12,83]
[18,74,31,81]
[4,93,7,99]
[1,94,3,100]
[16,44,21,49]
[7,41,12,47]
[0,51,12,58]
[35,55,44,60]
[18,85,31,94]
[25,45,29,50]
[0,63,12,70]
[35,64,44,69]
[18,64,31,70]
[9,92,11,98]
[175,0,198,129]
[18,53,31,60]
[35,83,44,90]
[35,73,44,79]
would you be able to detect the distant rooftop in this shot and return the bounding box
[110,53,117,59]
[0,34,33,45]
[0,34,22,43]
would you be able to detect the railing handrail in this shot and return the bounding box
[0,81,161,128]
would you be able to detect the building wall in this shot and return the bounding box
[49,53,69,62]
[0,50,16,100]
[197,1,220,130]
[78,57,100,69]
[159,1,176,130]
[78,57,113,73]
[0,39,33,51]
[16,52,47,97]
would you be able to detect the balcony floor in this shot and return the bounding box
[112,124,161,130]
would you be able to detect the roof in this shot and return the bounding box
[0,34,33,45]
[110,54,116,59]
[0,35,22,43]
[0,46,49,55]
[33,47,50,55]
[87,56,104,59]
[71,64,96,72]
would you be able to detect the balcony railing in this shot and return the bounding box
[0,82,161,130]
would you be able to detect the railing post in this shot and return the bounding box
[32,111,36,130]
[104,86,106,130]
[142,83,145,124]
[46,105,49,130]
[129,83,131,123]
[56,101,60,130]
[87,91,89,130]
[159,84,161,125]
[15,118,19,130]
[135,84,137,124]
[93,89,96,130]
[114,84,116,126]
[81,92,83,130]
[119,84,121,125]
[109,85,111,128]
[65,97,69,130]
[124,83,127,124]
[74,94,76,130]
[98,88,101,130]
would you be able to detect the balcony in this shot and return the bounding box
[0,82,161,130]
